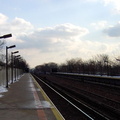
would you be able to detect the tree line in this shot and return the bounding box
[34,54,120,76]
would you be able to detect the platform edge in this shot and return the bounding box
[30,74,65,120]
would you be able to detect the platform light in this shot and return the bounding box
[14,55,21,81]
[7,45,16,49]
[11,51,19,83]
[12,51,19,54]
[0,34,12,39]
[6,45,16,88]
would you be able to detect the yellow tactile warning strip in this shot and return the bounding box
[30,75,47,120]
[30,74,65,120]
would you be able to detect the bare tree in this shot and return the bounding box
[66,59,76,73]
[33,54,120,76]
[59,63,67,72]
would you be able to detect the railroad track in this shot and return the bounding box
[49,81,120,119]
[32,74,120,120]
[44,76,120,112]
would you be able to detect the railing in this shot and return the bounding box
[53,72,120,87]
[0,65,24,87]
[0,66,6,86]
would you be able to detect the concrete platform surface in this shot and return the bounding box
[0,73,65,120]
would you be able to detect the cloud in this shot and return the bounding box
[0,13,8,24]
[35,23,89,40]
[103,0,120,14]
[104,22,120,37]
[11,17,34,35]
[86,0,120,14]
[0,13,34,42]
[91,21,108,30]
[18,23,89,51]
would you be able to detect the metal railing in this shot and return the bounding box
[0,66,23,87]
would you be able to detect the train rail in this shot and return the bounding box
[32,74,120,120]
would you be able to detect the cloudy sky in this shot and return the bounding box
[0,0,120,68]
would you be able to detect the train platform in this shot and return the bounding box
[0,73,65,120]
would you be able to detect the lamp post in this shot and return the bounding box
[11,51,19,83]
[0,34,12,39]
[6,45,16,88]
[14,55,20,81]
[0,33,13,88]
[16,57,21,80]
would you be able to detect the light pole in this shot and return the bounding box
[16,57,21,80]
[6,45,16,88]
[0,34,12,39]
[0,33,12,88]
[14,55,20,81]
[11,51,19,83]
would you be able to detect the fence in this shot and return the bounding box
[0,65,23,87]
